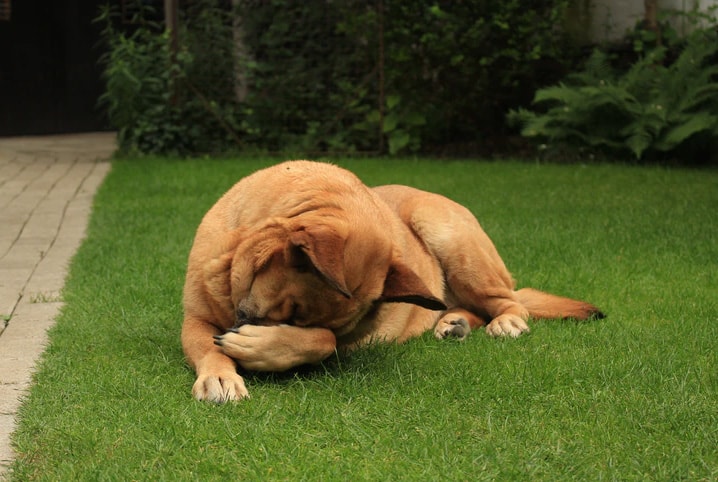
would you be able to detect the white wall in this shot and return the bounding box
[569,0,718,43]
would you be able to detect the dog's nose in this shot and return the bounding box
[233,309,254,328]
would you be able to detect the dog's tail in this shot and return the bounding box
[516,288,605,320]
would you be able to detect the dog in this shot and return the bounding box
[181,160,603,402]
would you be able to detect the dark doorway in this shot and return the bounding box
[0,0,109,136]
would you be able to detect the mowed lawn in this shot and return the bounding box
[10,158,718,480]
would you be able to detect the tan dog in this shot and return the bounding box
[182,161,603,402]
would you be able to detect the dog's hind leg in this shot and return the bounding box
[393,189,531,337]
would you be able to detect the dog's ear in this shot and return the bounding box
[288,225,352,298]
[229,225,286,298]
[380,261,446,311]
[204,251,235,305]
[204,229,246,310]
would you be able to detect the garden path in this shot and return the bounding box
[0,132,115,479]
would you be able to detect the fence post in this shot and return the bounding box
[378,0,385,154]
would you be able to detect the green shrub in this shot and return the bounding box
[238,0,575,154]
[96,2,241,156]
[97,1,576,156]
[509,27,718,162]
[377,0,574,153]
[234,0,377,152]
[96,5,176,154]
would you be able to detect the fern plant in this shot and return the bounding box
[509,28,718,160]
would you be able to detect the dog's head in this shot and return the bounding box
[218,216,445,336]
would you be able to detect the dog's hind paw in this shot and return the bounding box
[434,316,471,341]
[485,314,529,338]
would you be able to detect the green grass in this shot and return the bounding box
[10,157,718,480]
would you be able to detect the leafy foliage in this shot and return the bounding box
[376,0,574,153]
[509,26,718,162]
[97,0,575,156]
[234,0,378,152]
[96,2,241,155]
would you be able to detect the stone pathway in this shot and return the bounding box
[0,132,115,479]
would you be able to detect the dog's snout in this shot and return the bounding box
[233,309,255,328]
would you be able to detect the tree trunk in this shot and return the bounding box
[644,0,661,45]
[232,0,248,103]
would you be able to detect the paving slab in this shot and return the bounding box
[0,132,115,480]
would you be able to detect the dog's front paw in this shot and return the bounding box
[214,324,336,372]
[485,314,529,337]
[434,316,471,340]
[214,325,298,372]
[192,370,249,403]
